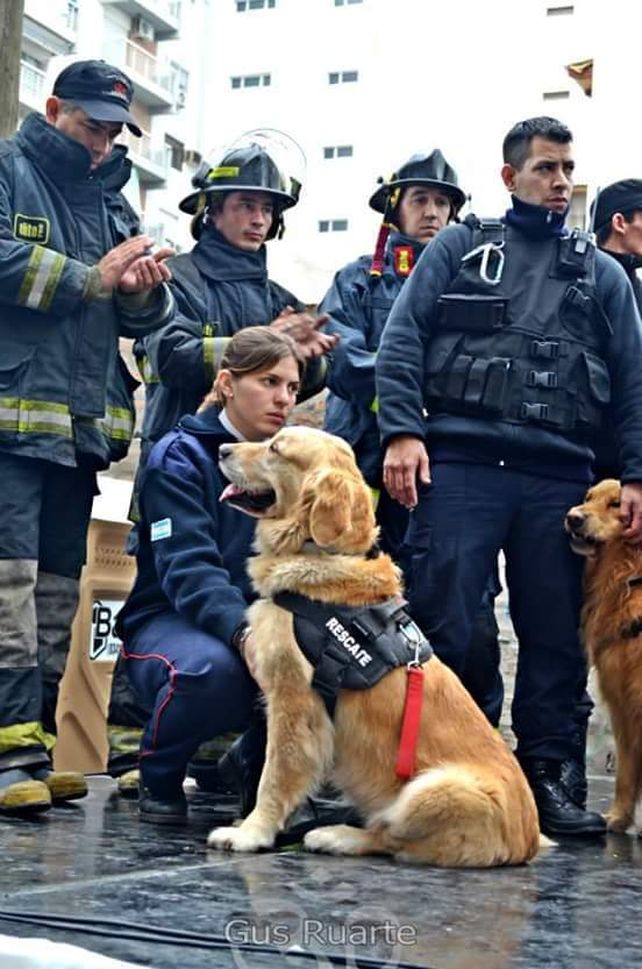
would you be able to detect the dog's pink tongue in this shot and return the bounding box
[220,483,244,502]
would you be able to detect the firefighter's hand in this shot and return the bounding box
[96,236,155,291]
[271,307,338,359]
[383,435,431,509]
[621,482,642,544]
[118,247,175,293]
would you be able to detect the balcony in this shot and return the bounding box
[19,61,46,113]
[125,41,175,113]
[119,128,169,186]
[23,0,77,55]
[101,0,179,39]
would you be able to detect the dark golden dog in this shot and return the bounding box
[566,478,642,833]
[207,427,541,866]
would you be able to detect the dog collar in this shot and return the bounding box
[300,541,381,559]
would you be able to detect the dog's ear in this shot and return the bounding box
[306,469,375,550]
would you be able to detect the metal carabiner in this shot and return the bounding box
[461,241,505,287]
[479,241,505,286]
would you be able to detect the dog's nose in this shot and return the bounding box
[219,444,234,459]
[566,510,585,531]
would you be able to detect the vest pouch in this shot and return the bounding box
[437,294,508,334]
[481,357,512,413]
[575,351,611,429]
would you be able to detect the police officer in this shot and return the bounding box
[376,116,642,837]
[0,60,174,817]
[594,179,642,310]
[321,151,503,726]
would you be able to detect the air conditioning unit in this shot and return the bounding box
[131,16,155,42]
[184,149,202,166]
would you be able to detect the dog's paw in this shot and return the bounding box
[303,824,366,856]
[207,824,274,852]
[605,811,633,834]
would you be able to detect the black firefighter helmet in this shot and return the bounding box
[368,148,467,277]
[180,139,302,241]
[369,148,467,217]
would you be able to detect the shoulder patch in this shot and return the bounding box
[14,213,50,245]
[150,518,172,542]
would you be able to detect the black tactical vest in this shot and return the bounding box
[273,591,432,717]
[424,220,613,434]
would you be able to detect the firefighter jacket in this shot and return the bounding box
[0,112,174,469]
[376,213,642,482]
[321,232,424,485]
[116,406,255,648]
[135,226,327,465]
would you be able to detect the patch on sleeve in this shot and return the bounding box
[150,518,172,542]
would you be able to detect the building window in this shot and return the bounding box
[319,219,349,232]
[543,89,570,100]
[323,145,353,158]
[335,0,363,5]
[169,63,189,109]
[328,70,358,85]
[546,5,574,14]
[231,73,271,89]
[237,0,275,9]
[165,135,185,171]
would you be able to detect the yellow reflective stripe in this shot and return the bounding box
[0,720,48,754]
[0,398,72,436]
[78,407,134,443]
[137,354,158,385]
[42,729,56,752]
[17,246,66,311]
[370,397,379,414]
[203,336,214,378]
[203,336,231,381]
[103,405,134,442]
[370,487,380,510]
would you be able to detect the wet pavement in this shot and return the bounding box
[0,776,641,969]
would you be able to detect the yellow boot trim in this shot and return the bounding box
[117,769,140,798]
[0,721,48,754]
[43,771,88,803]
[0,780,51,815]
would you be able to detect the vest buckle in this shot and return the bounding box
[520,402,549,421]
[526,370,558,389]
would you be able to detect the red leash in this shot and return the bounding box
[395,665,424,780]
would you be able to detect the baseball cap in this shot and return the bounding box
[53,60,142,137]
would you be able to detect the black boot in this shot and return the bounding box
[560,757,587,810]
[523,759,605,837]
[138,783,188,825]
[216,712,267,817]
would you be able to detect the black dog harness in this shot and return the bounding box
[273,591,432,717]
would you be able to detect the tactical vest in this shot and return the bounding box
[274,591,432,717]
[424,220,613,435]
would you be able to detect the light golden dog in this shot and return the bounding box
[207,427,541,866]
[566,477,642,833]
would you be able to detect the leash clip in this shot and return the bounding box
[400,619,424,668]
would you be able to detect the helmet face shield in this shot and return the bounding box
[180,129,306,240]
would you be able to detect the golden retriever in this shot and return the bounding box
[566,477,642,833]
[207,427,541,867]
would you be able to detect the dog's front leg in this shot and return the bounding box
[207,689,333,852]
